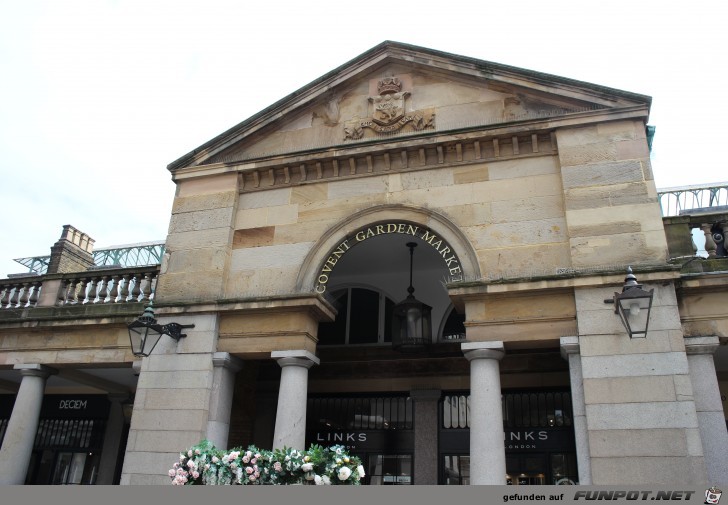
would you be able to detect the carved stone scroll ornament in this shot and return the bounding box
[343,76,435,140]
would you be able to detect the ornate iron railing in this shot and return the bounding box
[13,241,165,275]
[657,182,728,217]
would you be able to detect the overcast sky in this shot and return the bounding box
[1,0,726,277]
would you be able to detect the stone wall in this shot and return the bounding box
[575,283,707,484]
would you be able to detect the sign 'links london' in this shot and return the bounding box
[343,76,435,140]
[314,222,463,293]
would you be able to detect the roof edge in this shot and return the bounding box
[167,41,652,172]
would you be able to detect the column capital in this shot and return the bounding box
[684,336,720,355]
[462,341,504,361]
[212,352,244,372]
[272,350,320,369]
[560,336,580,359]
[13,363,56,379]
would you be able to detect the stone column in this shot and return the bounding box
[271,350,319,450]
[411,389,440,484]
[560,336,592,485]
[206,352,244,448]
[462,341,506,485]
[96,393,129,485]
[0,364,55,485]
[685,336,728,485]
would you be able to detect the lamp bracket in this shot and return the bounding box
[160,323,195,341]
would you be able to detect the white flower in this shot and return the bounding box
[314,475,323,485]
[187,450,193,457]
[337,466,352,481]
[301,463,313,472]
[335,448,342,455]
[212,456,219,463]
[357,465,366,478]
[322,475,331,485]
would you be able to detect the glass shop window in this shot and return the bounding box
[443,455,469,485]
[51,452,100,485]
[550,453,579,485]
[318,288,395,345]
[307,396,413,431]
[367,454,412,485]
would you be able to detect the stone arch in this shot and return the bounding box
[295,204,481,292]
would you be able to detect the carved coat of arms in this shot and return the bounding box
[344,76,435,140]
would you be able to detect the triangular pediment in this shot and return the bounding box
[168,41,651,171]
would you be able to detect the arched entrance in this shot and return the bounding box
[296,208,480,484]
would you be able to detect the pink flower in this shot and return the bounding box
[192,471,199,479]
[249,475,256,482]
[187,450,193,457]
[273,462,282,472]
[168,469,176,477]
[246,451,253,459]
[242,456,250,464]
[251,458,257,465]
[246,467,253,474]
[194,449,201,455]
[255,453,261,459]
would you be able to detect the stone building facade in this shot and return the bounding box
[0,42,726,486]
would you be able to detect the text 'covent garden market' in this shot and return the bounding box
[0,42,726,486]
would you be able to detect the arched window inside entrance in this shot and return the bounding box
[318,289,467,345]
[440,305,466,342]
[315,227,461,347]
[318,287,397,345]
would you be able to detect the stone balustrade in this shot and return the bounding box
[0,265,160,309]
[0,277,43,309]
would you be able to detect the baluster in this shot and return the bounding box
[130,273,142,302]
[28,281,41,307]
[69,277,82,304]
[57,279,71,306]
[8,284,21,308]
[107,274,120,303]
[118,274,130,303]
[78,278,92,304]
[1,285,12,308]
[97,276,109,303]
[140,273,154,303]
[18,283,31,307]
[702,223,717,258]
[149,273,157,301]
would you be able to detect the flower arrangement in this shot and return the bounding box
[169,440,365,485]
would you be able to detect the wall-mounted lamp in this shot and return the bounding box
[606,267,654,339]
[127,303,195,357]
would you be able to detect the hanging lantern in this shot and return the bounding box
[392,242,432,352]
